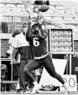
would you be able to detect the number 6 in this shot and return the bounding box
[33,37,40,47]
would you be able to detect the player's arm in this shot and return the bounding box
[26,24,34,41]
[5,31,20,57]
[39,29,48,39]
[5,37,14,58]
[38,24,48,39]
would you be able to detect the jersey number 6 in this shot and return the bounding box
[33,37,40,47]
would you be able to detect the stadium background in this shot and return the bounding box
[0,0,78,94]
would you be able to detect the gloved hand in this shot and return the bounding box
[5,53,10,58]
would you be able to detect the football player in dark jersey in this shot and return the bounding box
[24,22,68,94]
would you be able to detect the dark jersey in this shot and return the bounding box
[20,46,34,60]
[27,33,47,57]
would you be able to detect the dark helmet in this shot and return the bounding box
[31,22,41,30]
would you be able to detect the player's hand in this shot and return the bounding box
[5,53,10,58]
[42,30,48,38]
[38,30,43,37]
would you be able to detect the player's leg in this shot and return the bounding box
[16,63,20,91]
[43,55,68,94]
[25,59,35,90]
[43,55,64,84]
[23,59,41,93]
[18,59,34,93]
[23,59,40,81]
[18,59,28,92]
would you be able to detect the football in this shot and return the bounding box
[39,5,49,12]
[34,0,50,12]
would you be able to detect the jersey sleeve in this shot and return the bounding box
[7,37,14,55]
[11,36,19,48]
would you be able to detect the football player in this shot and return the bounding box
[6,23,34,93]
[24,22,68,94]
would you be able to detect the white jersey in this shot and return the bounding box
[7,32,29,55]
[11,32,29,48]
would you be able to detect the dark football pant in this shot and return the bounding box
[24,55,64,84]
[18,59,33,90]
